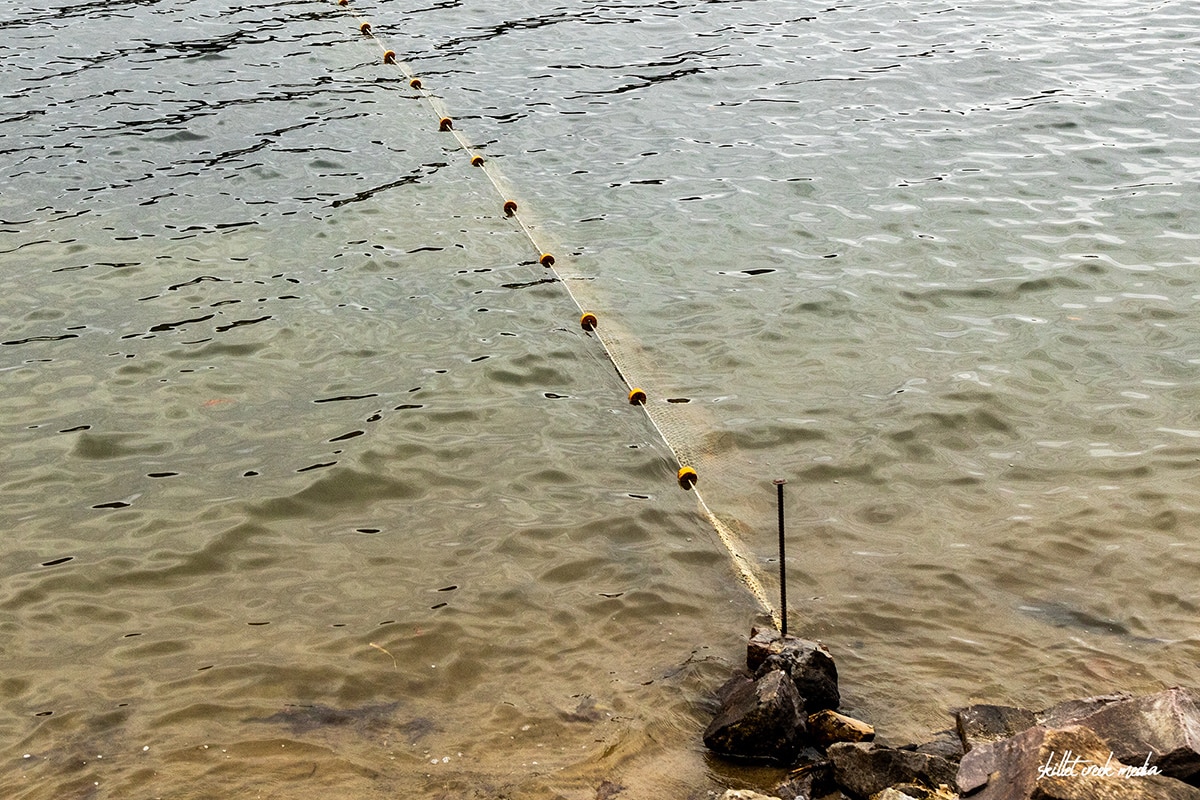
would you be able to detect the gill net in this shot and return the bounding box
[332,4,780,625]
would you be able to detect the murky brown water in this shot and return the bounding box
[3,0,1200,796]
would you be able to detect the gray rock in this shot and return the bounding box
[704,669,808,763]
[827,741,958,799]
[747,627,840,713]
[1065,687,1200,783]
[1036,693,1133,729]
[913,729,965,763]
[957,724,1200,800]
[956,704,1037,753]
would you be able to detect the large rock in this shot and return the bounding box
[704,669,807,763]
[956,704,1036,753]
[747,627,840,713]
[1037,693,1133,729]
[957,723,1200,800]
[1066,687,1200,783]
[826,741,958,799]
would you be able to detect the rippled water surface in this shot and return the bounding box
[3,0,1200,796]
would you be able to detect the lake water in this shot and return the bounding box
[3,0,1199,796]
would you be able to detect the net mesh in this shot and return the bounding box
[333,4,781,624]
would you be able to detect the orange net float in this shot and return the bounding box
[438,117,453,131]
[677,466,698,490]
[337,0,348,6]
[503,200,518,216]
[539,253,555,268]
[382,50,396,64]
[628,388,647,406]
[359,21,371,34]
[579,313,598,331]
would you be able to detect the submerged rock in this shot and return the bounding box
[704,669,808,763]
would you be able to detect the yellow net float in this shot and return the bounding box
[677,466,698,490]
[337,0,348,6]
[580,312,598,331]
[503,200,518,216]
[438,117,454,131]
[539,253,555,268]
[359,21,371,34]
[628,388,647,406]
[471,155,486,167]
[409,77,422,89]
[382,50,396,64]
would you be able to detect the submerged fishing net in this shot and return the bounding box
[333,3,782,623]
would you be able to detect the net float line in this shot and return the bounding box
[329,2,778,624]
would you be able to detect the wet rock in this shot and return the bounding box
[704,669,807,763]
[957,723,1200,800]
[956,704,1037,753]
[1064,687,1200,783]
[809,709,876,749]
[826,741,958,799]
[747,627,840,713]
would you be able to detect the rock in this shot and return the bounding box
[1037,693,1133,729]
[872,790,923,800]
[1064,687,1200,783]
[871,786,958,800]
[957,723,1200,800]
[956,704,1037,753]
[913,729,965,763]
[705,669,808,763]
[956,725,1044,796]
[748,627,840,713]
[595,779,624,800]
[809,709,876,748]
[776,760,835,799]
[827,741,958,799]
[720,791,783,800]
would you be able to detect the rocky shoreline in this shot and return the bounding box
[704,627,1200,800]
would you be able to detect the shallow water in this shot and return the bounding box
[3,0,1200,796]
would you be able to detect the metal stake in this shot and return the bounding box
[774,478,787,637]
